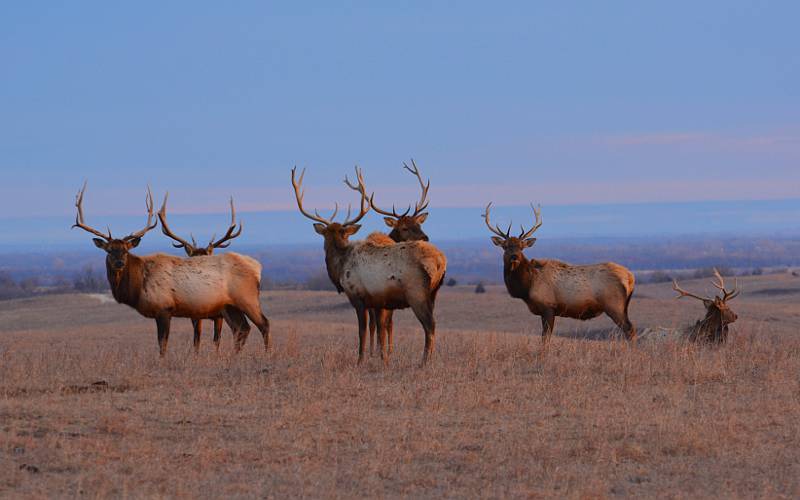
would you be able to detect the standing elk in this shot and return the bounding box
[291,166,447,365]
[72,183,269,356]
[157,193,245,351]
[483,203,636,342]
[350,159,431,356]
[673,269,740,343]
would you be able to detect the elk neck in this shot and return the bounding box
[504,255,534,299]
[693,308,725,341]
[323,238,352,294]
[105,253,144,309]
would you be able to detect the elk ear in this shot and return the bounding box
[313,223,327,235]
[92,238,109,250]
[490,236,505,247]
[414,212,429,224]
[126,236,142,248]
[343,224,361,237]
[703,299,715,309]
[522,238,537,248]
[383,217,397,228]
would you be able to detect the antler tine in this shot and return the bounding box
[672,279,712,302]
[125,185,157,240]
[342,165,370,226]
[72,181,113,240]
[482,202,511,239]
[403,159,431,216]
[711,268,741,301]
[519,204,543,239]
[209,196,243,249]
[157,192,195,250]
[291,166,334,225]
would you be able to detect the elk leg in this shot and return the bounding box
[368,309,377,356]
[213,317,224,351]
[376,309,390,366]
[386,310,395,354]
[238,301,270,352]
[411,301,435,366]
[540,311,556,343]
[191,319,202,353]
[355,305,368,364]
[606,308,637,342]
[156,315,171,357]
[224,306,250,352]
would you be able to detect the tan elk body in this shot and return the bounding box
[484,203,636,341]
[158,194,247,351]
[354,159,432,356]
[72,184,269,355]
[292,167,447,364]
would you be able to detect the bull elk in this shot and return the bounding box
[72,183,269,356]
[673,269,740,343]
[483,203,636,342]
[291,166,447,365]
[157,193,245,351]
[352,159,431,356]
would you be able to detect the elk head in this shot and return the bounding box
[368,159,430,242]
[291,166,371,249]
[673,269,741,328]
[158,193,242,256]
[72,182,157,273]
[483,202,542,271]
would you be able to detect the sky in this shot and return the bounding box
[1,2,799,245]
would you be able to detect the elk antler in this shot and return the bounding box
[341,166,370,226]
[124,185,157,241]
[672,280,712,302]
[72,182,113,241]
[291,166,338,226]
[208,197,243,249]
[519,204,543,240]
[158,192,196,251]
[369,159,431,219]
[710,268,741,302]
[482,202,512,239]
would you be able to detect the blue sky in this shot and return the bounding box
[1,1,798,226]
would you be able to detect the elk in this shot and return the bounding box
[157,193,245,351]
[483,203,636,342]
[291,166,447,365]
[673,269,740,343]
[352,159,431,356]
[72,183,269,356]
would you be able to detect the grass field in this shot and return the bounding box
[1,274,800,498]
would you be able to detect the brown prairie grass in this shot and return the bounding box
[1,277,800,498]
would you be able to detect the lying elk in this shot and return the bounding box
[484,203,636,342]
[72,183,269,355]
[673,269,740,343]
[353,159,431,356]
[158,193,245,351]
[291,166,447,365]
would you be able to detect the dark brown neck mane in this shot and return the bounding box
[689,309,727,343]
[106,254,144,309]
[323,239,352,294]
[504,255,533,300]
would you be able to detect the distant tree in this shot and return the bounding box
[446,277,458,287]
[73,265,105,292]
[751,268,764,276]
[474,282,486,294]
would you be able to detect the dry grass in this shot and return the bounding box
[1,276,800,498]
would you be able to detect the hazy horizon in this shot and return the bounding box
[3,197,799,253]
